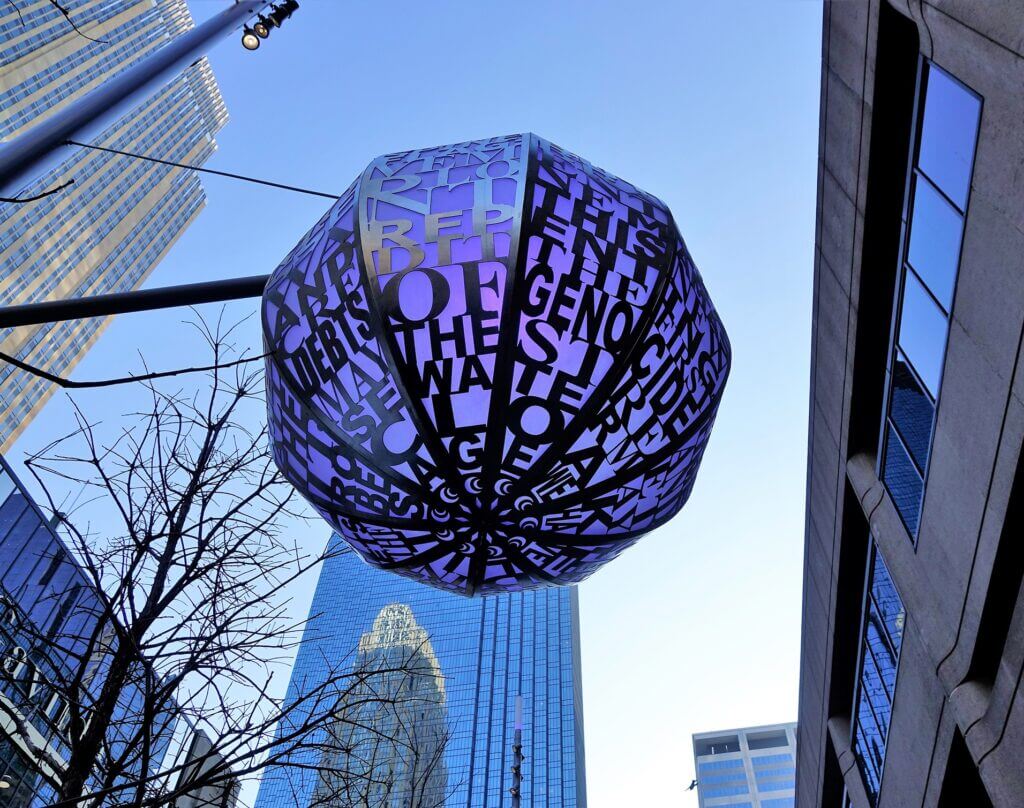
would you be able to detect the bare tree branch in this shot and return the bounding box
[0,348,272,390]
[0,315,449,808]
[4,0,24,26]
[48,0,107,43]
[0,177,75,204]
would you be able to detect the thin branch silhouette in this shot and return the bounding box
[0,177,75,204]
[0,315,439,807]
[0,348,272,389]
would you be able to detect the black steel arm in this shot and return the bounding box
[0,275,270,328]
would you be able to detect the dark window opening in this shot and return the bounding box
[822,732,846,807]
[827,484,871,721]
[937,730,992,808]
[968,438,1024,686]
[846,1,920,458]
[694,735,741,756]
[747,731,789,750]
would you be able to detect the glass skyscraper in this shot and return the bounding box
[0,453,238,807]
[0,456,99,805]
[0,0,228,451]
[254,540,587,808]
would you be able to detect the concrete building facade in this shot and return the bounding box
[692,723,797,808]
[0,0,228,452]
[797,2,1024,807]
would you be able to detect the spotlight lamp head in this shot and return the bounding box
[269,0,298,26]
[241,25,260,50]
[253,15,272,37]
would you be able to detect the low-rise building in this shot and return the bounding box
[692,723,797,808]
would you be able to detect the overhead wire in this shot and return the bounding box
[65,139,341,200]
[0,7,323,387]
[0,134,321,386]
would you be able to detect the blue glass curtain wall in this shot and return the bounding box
[254,539,586,808]
[0,457,185,806]
[879,62,982,537]
[850,545,906,805]
[0,457,94,805]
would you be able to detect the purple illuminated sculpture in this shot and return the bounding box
[263,134,730,595]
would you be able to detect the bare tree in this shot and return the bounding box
[0,317,436,808]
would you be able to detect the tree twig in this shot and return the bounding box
[48,0,107,43]
[0,348,272,389]
[4,0,24,27]
[0,177,75,204]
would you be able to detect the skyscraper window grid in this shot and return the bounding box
[254,541,586,808]
[0,0,228,452]
[0,455,242,806]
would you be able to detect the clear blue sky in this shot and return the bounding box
[11,1,822,804]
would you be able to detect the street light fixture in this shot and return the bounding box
[269,0,298,27]
[253,15,273,38]
[240,25,260,50]
[245,2,298,50]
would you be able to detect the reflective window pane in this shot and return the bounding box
[701,772,748,785]
[702,785,750,798]
[897,269,948,397]
[870,552,906,650]
[753,754,794,765]
[0,468,14,505]
[889,353,935,472]
[878,61,980,543]
[917,65,981,211]
[883,423,924,536]
[860,638,893,733]
[854,685,883,799]
[757,779,796,793]
[865,619,898,705]
[907,175,963,311]
[852,547,906,807]
[0,490,28,546]
[254,540,586,807]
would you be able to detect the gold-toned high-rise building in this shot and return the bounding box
[0,0,228,451]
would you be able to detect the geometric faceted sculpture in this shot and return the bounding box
[263,134,730,595]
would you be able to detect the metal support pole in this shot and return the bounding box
[510,695,524,808]
[0,0,271,199]
[0,275,270,329]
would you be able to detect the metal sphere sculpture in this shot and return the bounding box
[263,134,730,595]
